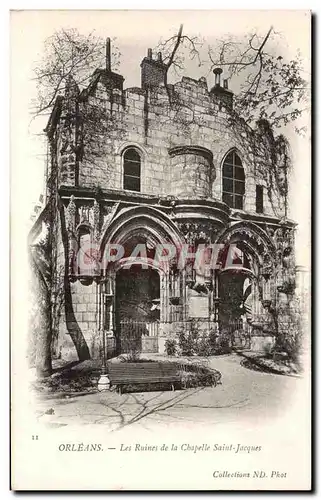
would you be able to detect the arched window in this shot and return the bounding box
[123,148,141,192]
[222,151,245,209]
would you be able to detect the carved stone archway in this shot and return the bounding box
[98,207,187,353]
[99,205,184,253]
[214,221,277,330]
[215,221,277,265]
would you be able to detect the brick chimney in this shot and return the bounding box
[141,48,167,90]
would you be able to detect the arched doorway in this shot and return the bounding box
[115,265,160,354]
[99,206,185,356]
[215,222,277,349]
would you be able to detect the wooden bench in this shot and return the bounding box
[108,362,182,394]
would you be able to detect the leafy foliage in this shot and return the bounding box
[272,295,303,364]
[179,365,220,388]
[195,330,219,356]
[178,320,199,356]
[164,338,178,356]
[177,322,230,357]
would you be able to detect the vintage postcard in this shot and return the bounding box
[11,10,311,491]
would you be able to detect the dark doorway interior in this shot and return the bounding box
[115,266,160,354]
[218,271,245,325]
[218,271,252,349]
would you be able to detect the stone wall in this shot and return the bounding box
[45,59,293,363]
[72,74,285,219]
[70,280,99,350]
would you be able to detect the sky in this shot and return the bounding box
[10,10,311,267]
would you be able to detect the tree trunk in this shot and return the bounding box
[35,287,53,378]
[29,247,53,378]
[59,200,91,361]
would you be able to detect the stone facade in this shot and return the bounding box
[30,48,299,362]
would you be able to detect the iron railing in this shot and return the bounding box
[220,319,252,349]
[119,318,252,344]
[119,319,160,337]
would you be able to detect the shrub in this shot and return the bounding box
[276,323,302,364]
[178,331,194,356]
[177,322,233,357]
[212,333,232,355]
[178,321,199,356]
[194,329,215,356]
[195,328,231,356]
[263,342,274,357]
[164,339,178,356]
[208,329,219,348]
[200,329,219,355]
[273,295,303,364]
[196,336,213,356]
[179,363,221,387]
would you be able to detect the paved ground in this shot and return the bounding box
[34,353,303,431]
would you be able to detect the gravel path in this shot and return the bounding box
[34,353,304,431]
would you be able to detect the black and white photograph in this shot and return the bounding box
[10,9,311,491]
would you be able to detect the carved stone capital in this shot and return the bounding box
[90,200,101,243]
[176,220,218,245]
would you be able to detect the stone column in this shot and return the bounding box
[213,270,220,322]
[160,271,170,322]
[252,279,259,321]
[65,196,77,277]
[99,272,116,359]
[159,271,171,354]
[180,269,188,320]
[108,271,116,357]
